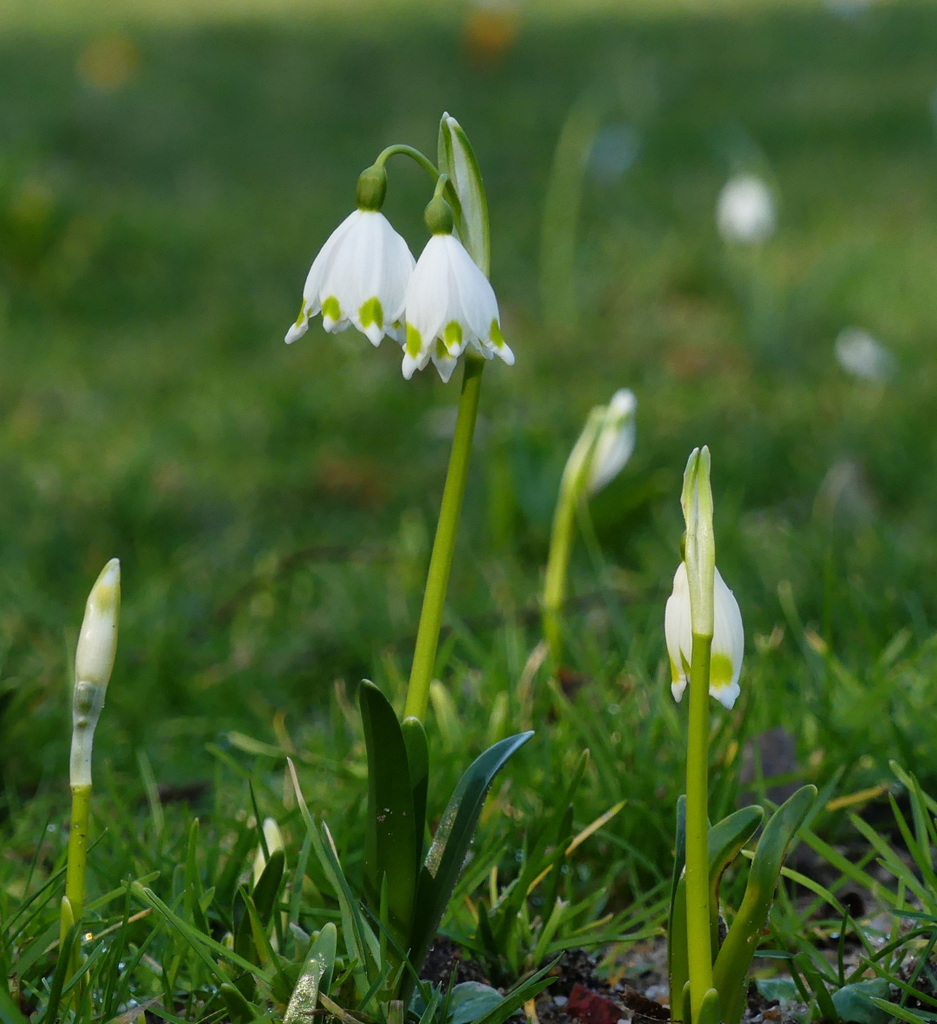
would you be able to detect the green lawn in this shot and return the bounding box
[3,0,937,1013]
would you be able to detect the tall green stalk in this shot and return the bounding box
[679,448,717,1022]
[542,477,577,663]
[404,355,485,721]
[59,558,120,1003]
[684,631,714,1020]
[63,785,91,932]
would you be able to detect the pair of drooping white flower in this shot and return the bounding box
[285,118,514,384]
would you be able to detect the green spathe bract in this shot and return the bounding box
[437,112,490,273]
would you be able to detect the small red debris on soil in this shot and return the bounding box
[567,983,623,1024]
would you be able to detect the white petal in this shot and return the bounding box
[663,561,744,709]
[301,209,362,314]
[431,345,459,383]
[710,568,744,708]
[340,212,414,343]
[495,338,515,365]
[406,235,454,345]
[712,681,740,710]
[285,318,309,345]
[401,352,418,380]
[444,235,498,341]
[664,562,692,703]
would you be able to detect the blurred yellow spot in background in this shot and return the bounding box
[77,33,139,92]
[462,2,520,66]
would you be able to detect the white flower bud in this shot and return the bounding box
[71,558,120,788]
[586,389,636,495]
[665,561,744,710]
[253,817,286,887]
[75,558,121,690]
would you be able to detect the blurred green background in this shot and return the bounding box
[3,0,937,813]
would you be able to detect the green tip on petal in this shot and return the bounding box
[435,338,449,360]
[710,652,735,688]
[406,324,423,358]
[444,320,462,353]
[359,297,384,330]
[322,296,341,322]
[489,319,505,349]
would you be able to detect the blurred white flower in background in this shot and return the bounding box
[716,174,776,245]
[586,388,637,494]
[834,327,895,382]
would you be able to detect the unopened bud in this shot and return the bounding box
[252,817,286,887]
[71,559,120,788]
[75,559,120,690]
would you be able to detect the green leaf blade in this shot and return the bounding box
[409,730,533,994]
[359,680,418,952]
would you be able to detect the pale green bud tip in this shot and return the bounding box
[252,817,285,886]
[424,194,454,235]
[75,558,121,690]
[355,164,387,212]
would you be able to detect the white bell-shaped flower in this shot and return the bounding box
[664,561,744,710]
[286,160,413,349]
[402,221,514,383]
[716,174,776,245]
[285,208,415,348]
[586,388,637,495]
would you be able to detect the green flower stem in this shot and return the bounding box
[64,783,91,928]
[59,781,91,1000]
[404,355,485,722]
[685,631,714,1021]
[542,478,578,664]
[373,145,466,233]
[375,144,439,183]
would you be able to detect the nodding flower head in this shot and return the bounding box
[401,209,513,383]
[286,207,416,349]
[665,561,744,710]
